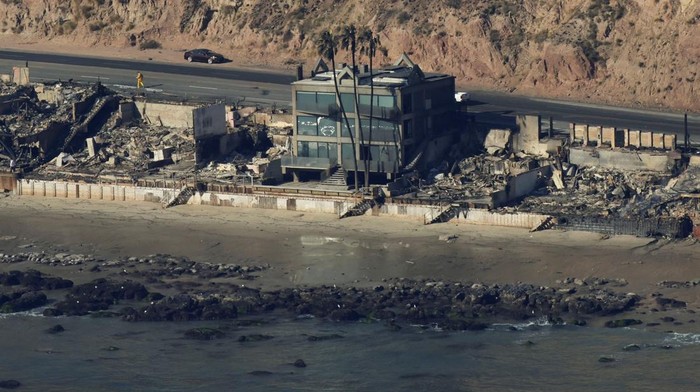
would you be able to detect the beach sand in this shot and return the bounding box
[1,195,698,329]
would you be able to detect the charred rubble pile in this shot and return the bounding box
[2,80,293,185]
[1,82,123,175]
[196,107,290,184]
[514,163,700,220]
[412,153,542,200]
[34,124,196,180]
[410,127,549,202]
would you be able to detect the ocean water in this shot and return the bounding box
[1,311,699,391]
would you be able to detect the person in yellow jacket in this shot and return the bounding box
[136,72,144,89]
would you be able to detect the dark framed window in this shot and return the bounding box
[296,91,338,114]
[403,120,413,139]
[359,95,395,108]
[340,93,356,113]
[402,93,412,114]
[297,116,337,138]
[341,120,356,137]
[297,116,317,136]
[361,119,398,142]
[341,143,355,162]
[298,141,338,159]
[318,117,337,137]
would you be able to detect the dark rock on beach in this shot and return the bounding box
[122,295,238,321]
[238,334,273,342]
[48,279,149,316]
[0,291,47,313]
[307,334,343,342]
[0,254,667,331]
[0,380,20,389]
[0,270,72,290]
[655,297,687,309]
[248,370,273,376]
[184,328,225,340]
[605,319,643,328]
[293,359,307,368]
[46,324,65,334]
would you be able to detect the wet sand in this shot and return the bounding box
[1,195,699,329]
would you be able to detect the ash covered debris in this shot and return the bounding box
[404,126,551,207]
[513,163,700,221]
[2,79,294,186]
[1,82,117,173]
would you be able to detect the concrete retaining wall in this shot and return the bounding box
[16,179,176,203]
[570,148,672,172]
[0,173,16,191]
[454,209,549,228]
[133,101,196,128]
[14,179,549,229]
[492,166,551,207]
[192,191,354,216]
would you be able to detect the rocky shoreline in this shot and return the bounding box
[1,251,687,332]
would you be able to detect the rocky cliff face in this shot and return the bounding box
[1,0,698,111]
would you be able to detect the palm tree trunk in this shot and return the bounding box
[330,57,359,190]
[350,50,368,190]
[366,52,374,189]
[349,46,365,191]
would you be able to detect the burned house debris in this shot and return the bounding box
[2,63,698,239]
[1,80,291,191]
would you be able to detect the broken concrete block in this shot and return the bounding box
[107,156,119,167]
[12,66,30,86]
[56,152,65,168]
[86,138,97,157]
[552,168,565,190]
[601,127,615,147]
[484,129,512,154]
[54,153,75,168]
[153,147,175,162]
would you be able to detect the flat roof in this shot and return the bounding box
[293,67,453,88]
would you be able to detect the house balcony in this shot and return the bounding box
[281,156,338,171]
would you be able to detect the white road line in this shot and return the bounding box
[81,75,110,80]
[188,85,218,90]
[110,84,163,93]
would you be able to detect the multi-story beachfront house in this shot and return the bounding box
[282,54,455,185]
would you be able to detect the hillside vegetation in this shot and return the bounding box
[1,0,699,111]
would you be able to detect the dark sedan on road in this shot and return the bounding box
[184,49,225,64]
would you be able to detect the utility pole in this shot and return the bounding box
[684,113,689,152]
[549,116,553,139]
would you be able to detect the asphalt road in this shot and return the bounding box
[1,48,698,139]
[0,49,293,107]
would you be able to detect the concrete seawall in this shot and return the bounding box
[14,179,548,229]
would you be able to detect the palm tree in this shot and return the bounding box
[316,30,359,190]
[359,27,383,188]
[339,24,367,189]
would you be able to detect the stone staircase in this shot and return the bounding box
[320,166,348,188]
[529,216,555,232]
[340,192,386,219]
[424,204,460,225]
[62,96,118,152]
[163,186,196,208]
